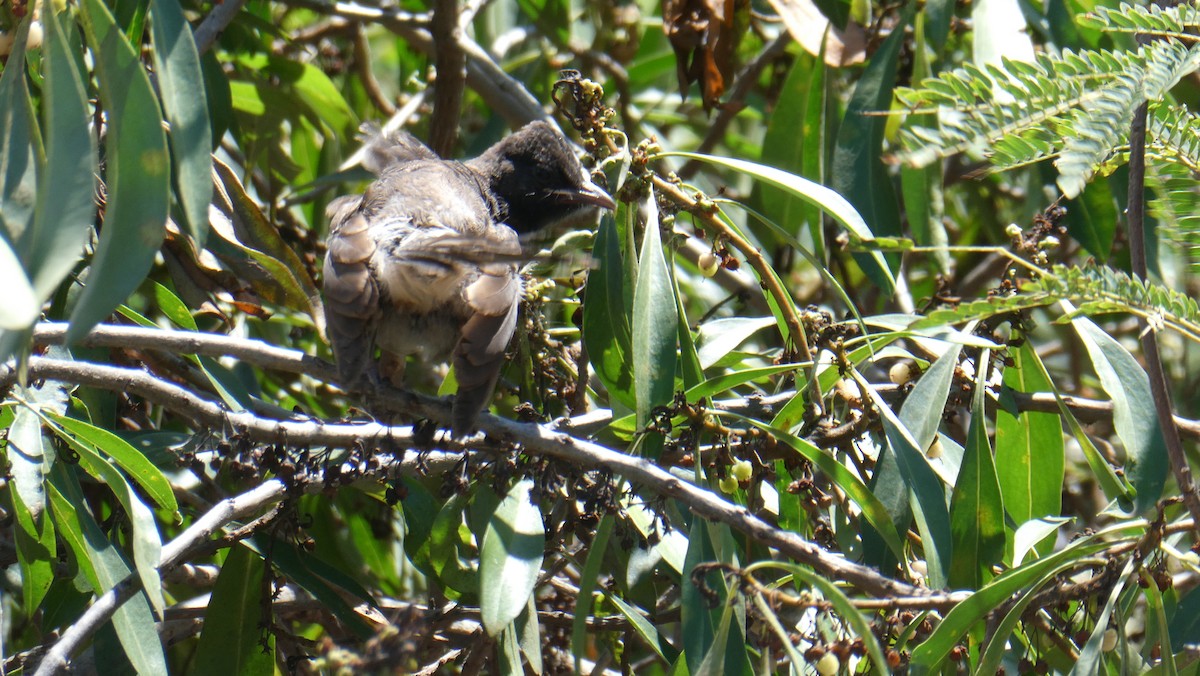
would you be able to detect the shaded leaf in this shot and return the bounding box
[480,479,545,636]
[192,544,275,676]
[69,0,170,342]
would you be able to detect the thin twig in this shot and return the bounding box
[194,0,250,54]
[1125,100,1200,532]
[352,24,398,117]
[429,0,465,155]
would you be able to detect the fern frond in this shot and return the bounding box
[1150,160,1200,273]
[896,40,1200,198]
[1148,104,1200,173]
[1078,2,1200,41]
[911,264,1200,344]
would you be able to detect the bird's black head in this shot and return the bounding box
[470,120,616,234]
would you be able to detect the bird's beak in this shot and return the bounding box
[553,179,616,211]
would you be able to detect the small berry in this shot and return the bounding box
[731,459,753,482]
[1005,223,1023,238]
[699,252,720,277]
[1101,628,1118,652]
[718,476,739,494]
[815,652,840,676]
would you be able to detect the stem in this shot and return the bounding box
[1126,100,1200,532]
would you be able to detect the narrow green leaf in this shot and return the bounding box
[47,465,168,675]
[754,50,828,261]
[517,594,543,675]
[996,342,1064,534]
[607,593,669,662]
[830,6,912,293]
[861,373,952,588]
[210,158,321,315]
[248,536,375,639]
[1069,304,1167,513]
[909,522,1144,672]
[480,479,545,636]
[149,0,212,245]
[11,483,56,612]
[572,515,614,670]
[1069,558,1137,676]
[977,556,1091,674]
[46,412,177,512]
[24,3,97,302]
[0,15,40,244]
[685,363,805,403]
[1022,338,1130,503]
[42,414,165,613]
[694,316,776,370]
[899,342,962,452]
[583,212,635,408]
[632,192,678,429]
[682,516,717,674]
[192,544,275,676]
[947,351,1006,589]
[152,280,198,330]
[69,0,170,342]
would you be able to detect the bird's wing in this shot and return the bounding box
[451,228,523,435]
[359,123,439,174]
[323,210,380,388]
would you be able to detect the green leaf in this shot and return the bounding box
[754,50,828,261]
[830,5,911,292]
[47,465,167,675]
[24,3,98,304]
[517,594,543,674]
[572,515,614,670]
[682,516,717,674]
[210,157,322,316]
[909,522,1144,671]
[249,536,375,639]
[899,342,962,453]
[0,15,40,243]
[42,413,166,613]
[995,342,1064,534]
[662,152,894,294]
[607,592,669,662]
[1063,174,1118,262]
[46,412,178,512]
[947,351,1006,589]
[861,374,952,588]
[10,481,56,612]
[583,213,635,408]
[694,316,776,370]
[152,280,198,330]
[192,544,275,676]
[149,0,212,246]
[480,479,545,636]
[632,192,678,429]
[69,0,170,342]
[1069,304,1167,513]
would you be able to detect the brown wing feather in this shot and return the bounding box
[324,211,381,388]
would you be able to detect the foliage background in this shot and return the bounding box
[2,0,1200,673]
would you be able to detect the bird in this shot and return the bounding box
[322,120,615,435]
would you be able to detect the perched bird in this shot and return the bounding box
[323,121,615,435]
